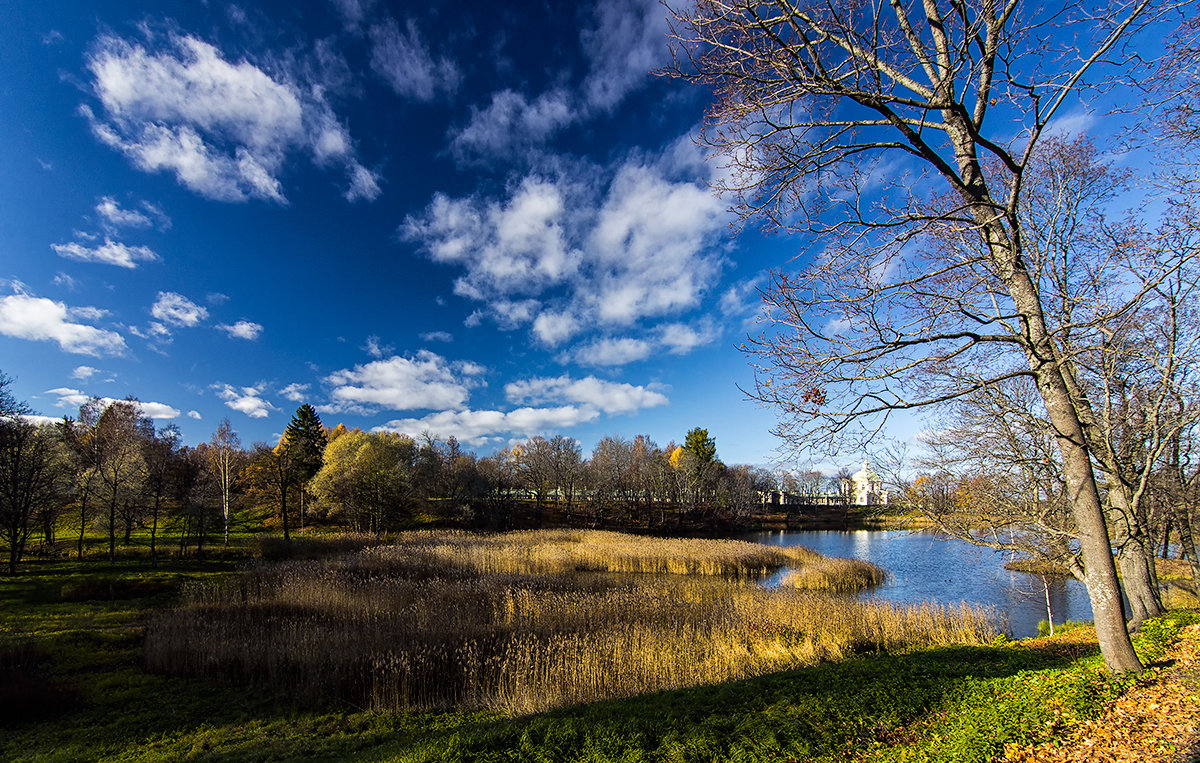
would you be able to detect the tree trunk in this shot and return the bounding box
[1118,537,1162,631]
[1036,374,1142,672]
[150,494,160,569]
[77,488,88,561]
[1105,487,1163,630]
[108,490,117,563]
[1176,507,1200,585]
[281,483,290,542]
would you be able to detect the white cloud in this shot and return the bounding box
[53,273,78,291]
[585,164,725,324]
[561,337,652,367]
[279,383,310,402]
[450,89,576,161]
[531,310,580,347]
[213,383,275,418]
[85,32,377,203]
[44,387,180,419]
[505,375,667,414]
[187,409,202,420]
[323,351,479,413]
[95,196,152,228]
[404,144,729,356]
[0,293,126,356]
[406,178,576,300]
[375,405,599,446]
[657,321,718,355]
[420,330,453,343]
[69,306,108,321]
[216,320,263,340]
[368,18,459,101]
[151,292,208,327]
[345,161,382,202]
[51,239,158,269]
[580,0,671,111]
[72,365,99,380]
[364,335,393,359]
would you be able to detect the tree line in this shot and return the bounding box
[0,375,785,574]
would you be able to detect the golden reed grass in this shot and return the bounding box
[144,530,995,714]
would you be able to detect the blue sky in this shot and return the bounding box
[0,0,809,465]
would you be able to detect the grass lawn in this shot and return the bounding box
[1,541,1196,762]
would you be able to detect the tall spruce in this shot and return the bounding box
[284,404,327,530]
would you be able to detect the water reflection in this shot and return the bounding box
[746,529,1095,638]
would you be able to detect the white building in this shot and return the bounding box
[843,460,889,506]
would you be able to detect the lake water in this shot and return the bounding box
[744,529,1095,638]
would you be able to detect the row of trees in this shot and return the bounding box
[0,378,783,572]
[0,376,238,572]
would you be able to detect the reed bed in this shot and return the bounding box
[365,529,821,577]
[145,530,996,714]
[780,556,888,593]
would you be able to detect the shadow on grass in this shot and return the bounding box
[351,644,1085,763]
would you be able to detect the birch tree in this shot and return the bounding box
[208,418,242,546]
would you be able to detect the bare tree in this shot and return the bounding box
[665,0,1185,672]
[208,418,242,546]
[89,399,151,563]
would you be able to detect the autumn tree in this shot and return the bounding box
[246,439,296,541]
[665,0,1179,673]
[309,430,418,532]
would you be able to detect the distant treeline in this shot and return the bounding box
[0,378,817,572]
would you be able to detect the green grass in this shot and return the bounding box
[1,540,1197,762]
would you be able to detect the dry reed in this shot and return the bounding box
[145,530,996,714]
[780,556,887,593]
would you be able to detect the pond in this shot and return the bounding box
[744,529,1095,638]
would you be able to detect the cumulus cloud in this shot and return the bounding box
[505,375,667,414]
[216,320,263,340]
[0,293,126,356]
[44,387,180,419]
[375,405,598,446]
[560,337,652,367]
[72,366,100,380]
[657,321,718,355]
[51,239,158,269]
[213,383,275,418]
[323,351,482,413]
[531,310,580,347]
[151,292,208,327]
[368,18,459,101]
[420,330,453,343]
[84,31,379,203]
[187,410,202,420]
[404,145,728,355]
[279,382,310,402]
[406,178,577,301]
